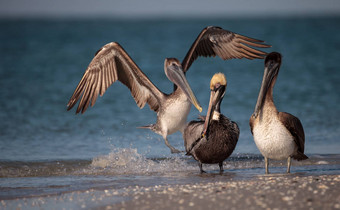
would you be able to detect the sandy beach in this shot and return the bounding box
[110,174,340,210]
[2,173,339,209]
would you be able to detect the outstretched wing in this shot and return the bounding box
[67,42,165,114]
[182,26,271,72]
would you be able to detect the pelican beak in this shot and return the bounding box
[202,85,225,137]
[254,55,281,118]
[165,60,202,112]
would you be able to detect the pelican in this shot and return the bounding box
[67,26,270,153]
[249,52,308,174]
[184,73,239,173]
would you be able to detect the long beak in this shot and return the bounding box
[202,87,224,136]
[254,64,279,117]
[166,64,202,112]
[202,91,215,137]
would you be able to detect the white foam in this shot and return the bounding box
[90,148,197,175]
[316,161,329,165]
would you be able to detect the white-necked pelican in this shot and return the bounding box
[184,73,239,173]
[249,52,308,174]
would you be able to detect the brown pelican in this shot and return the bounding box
[67,26,270,153]
[184,73,239,173]
[249,52,308,174]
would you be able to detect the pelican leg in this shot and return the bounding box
[219,162,224,173]
[265,157,269,174]
[199,163,206,173]
[164,137,181,153]
[287,156,291,173]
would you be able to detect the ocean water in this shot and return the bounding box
[0,17,340,201]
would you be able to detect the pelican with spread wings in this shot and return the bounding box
[67,26,270,153]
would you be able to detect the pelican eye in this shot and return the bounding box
[214,83,221,91]
[267,61,276,69]
[171,63,178,69]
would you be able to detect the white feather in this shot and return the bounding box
[158,95,191,136]
[212,111,220,121]
[253,114,296,160]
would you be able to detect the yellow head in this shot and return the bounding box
[210,73,227,90]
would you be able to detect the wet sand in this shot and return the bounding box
[91,174,335,210]
[2,174,340,209]
[109,174,340,210]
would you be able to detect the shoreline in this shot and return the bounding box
[112,174,340,210]
[2,174,339,209]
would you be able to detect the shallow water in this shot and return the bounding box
[0,17,340,201]
[1,149,339,200]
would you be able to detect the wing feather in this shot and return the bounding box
[83,73,96,112]
[238,43,265,59]
[67,42,164,114]
[76,78,90,113]
[278,112,307,160]
[249,115,255,135]
[182,26,271,72]
[184,120,204,153]
[91,71,99,107]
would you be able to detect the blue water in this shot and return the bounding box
[0,17,340,202]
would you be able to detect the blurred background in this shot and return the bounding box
[1,0,340,18]
[0,0,340,161]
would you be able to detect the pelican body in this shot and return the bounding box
[67,26,270,153]
[184,73,239,173]
[67,43,201,153]
[249,52,308,174]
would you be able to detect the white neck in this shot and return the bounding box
[212,111,220,121]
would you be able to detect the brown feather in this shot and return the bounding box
[181,26,271,72]
[235,34,266,43]
[91,71,99,107]
[278,112,308,160]
[249,115,255,135]
[239,43,265,59]
[67,42,164,114]
[241,39,271,49]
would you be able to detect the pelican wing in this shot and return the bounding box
[182,26,271,72]
[278,112,307,160]
[67,42,164,114]
[249,115,255,135]
[183,120,204,154]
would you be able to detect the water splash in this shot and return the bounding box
[1,151,338,178]
[88,149,271,175]
[89,148,197,175]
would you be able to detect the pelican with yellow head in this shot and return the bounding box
[184,73,239,173]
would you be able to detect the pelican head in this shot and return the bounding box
[202,72,227,136]
[164,58,202,112]
[253,52,282,118]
